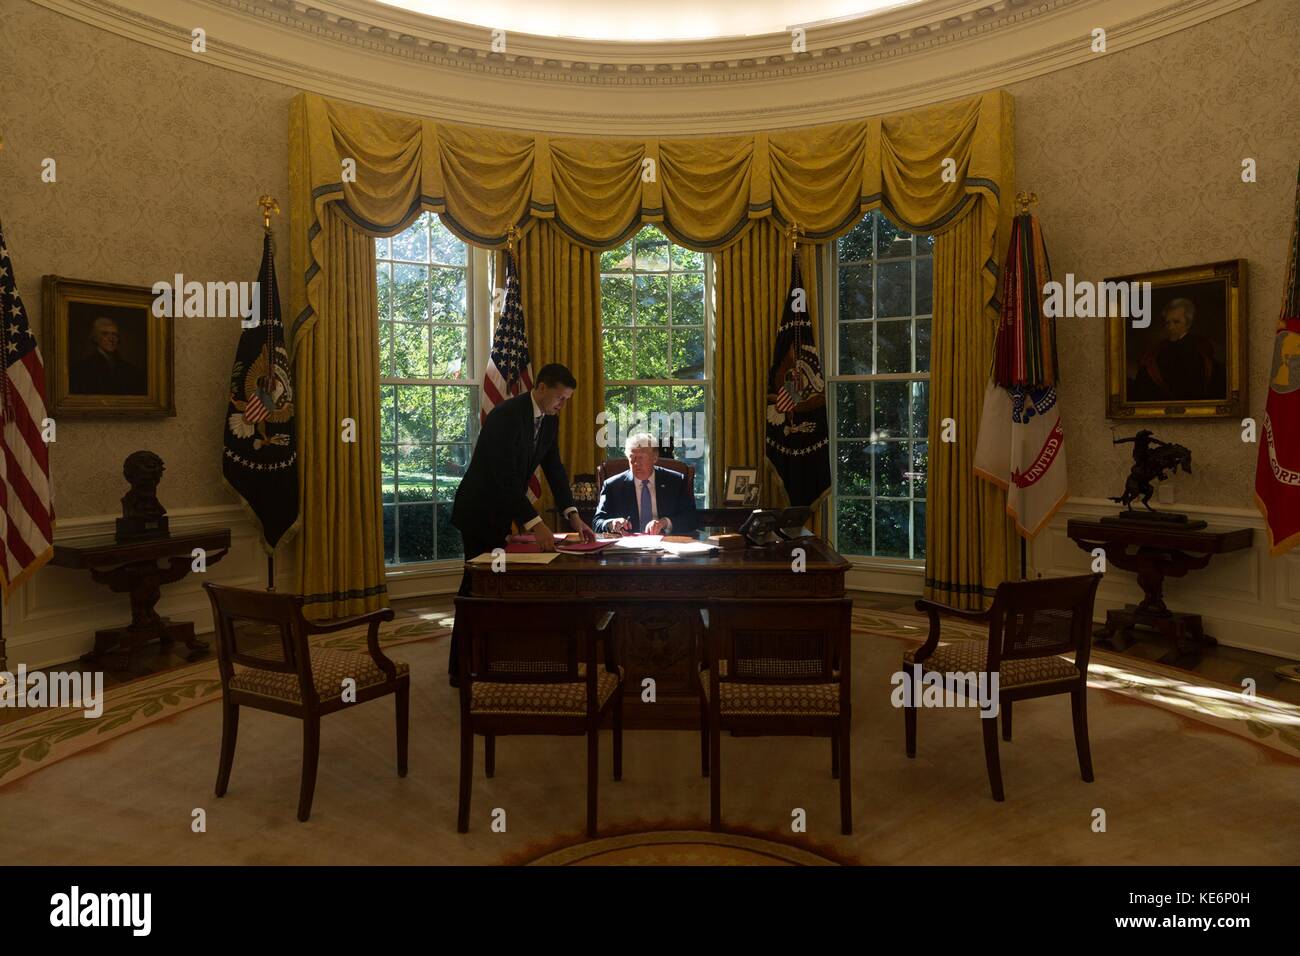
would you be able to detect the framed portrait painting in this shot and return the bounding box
[1105,259,1246,420]
[43,276,175,418]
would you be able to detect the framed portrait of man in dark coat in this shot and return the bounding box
[1106,259,1246,421]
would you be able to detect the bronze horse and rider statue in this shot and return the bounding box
[1110,429,1194,511]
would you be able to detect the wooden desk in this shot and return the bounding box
[51,527,232,672]
[555,505,755,532]
[468,535,849,728]
[1065,518,1252,667]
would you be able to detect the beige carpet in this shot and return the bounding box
[2,609,1298,865]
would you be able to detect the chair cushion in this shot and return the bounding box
[229,649,408,704]
[699,660,841,717]
[903,641,1079,688]
[470,664,624,716]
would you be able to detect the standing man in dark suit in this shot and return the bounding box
[593,431,697,536]
[448,363,596,684]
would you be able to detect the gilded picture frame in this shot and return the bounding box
[1105,259,1246,421]
[42,276,175,418]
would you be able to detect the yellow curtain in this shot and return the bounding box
[292,205,388,619]
[287,88,1016,609]
[925,206,1018,609]
[714,221,821,511]
[509,222,604,514]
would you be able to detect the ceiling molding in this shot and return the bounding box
[28,0,1259,133]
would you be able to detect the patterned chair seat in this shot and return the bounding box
[903,641,1079,688]
[470,664,624,716]
[700,660,841,717]
[230,648,409,703]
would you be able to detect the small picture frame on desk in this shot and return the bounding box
[724,466,760,506]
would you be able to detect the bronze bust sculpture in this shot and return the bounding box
[116,450,170,541]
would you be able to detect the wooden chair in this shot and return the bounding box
[202,583,408,822]
[905,573,1102,801]
[453,597,625,837]
[698,598,854,834]
[596,456,695,490]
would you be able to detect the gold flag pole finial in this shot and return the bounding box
[258,195,280,232]
[791,219,800,255]
[506,223,517,255]
[1015,191,1039,215]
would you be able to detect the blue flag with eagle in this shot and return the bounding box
[765,255,830,506]
[222,231,298,552]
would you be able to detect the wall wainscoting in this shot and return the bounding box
[1032,498,1300,661]
[4,506,296,671]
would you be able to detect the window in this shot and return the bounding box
[377,212,477,564]
[830,211,931,560]
[600,225,711,504]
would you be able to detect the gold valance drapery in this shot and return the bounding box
[289,90,1013,344]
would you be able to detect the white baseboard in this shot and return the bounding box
[1030,498,1300,661]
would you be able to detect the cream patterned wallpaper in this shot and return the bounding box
[2,0,1297,523]
[0,1,294,518]
[1008,0,1300,507]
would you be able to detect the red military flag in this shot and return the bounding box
[1255,166,1300,555]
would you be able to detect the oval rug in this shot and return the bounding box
[525,830,842,866]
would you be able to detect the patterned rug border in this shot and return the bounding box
[509,820,855,866]
[855,607,1300,760]
[0,619,450,790]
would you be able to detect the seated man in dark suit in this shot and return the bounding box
[593,431,697,536]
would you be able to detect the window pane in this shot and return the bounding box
[397,504,435,562]
[916,257,933,315]
[379,322,393,378]
[381,446,396,504]
[429,216,466,266]
[601,240,633,273]
[875,499,910,557]
[838,323,872,376]
[375,236,390,260]
[876,441,909,497]
[391,220,428,262]
[601,275,635,326]
[671,245,704,270]
[910,440,928,498]
[397,444,433,503]
[436,503,463,559]
[393,323,430,378]
[435,386,473,444]
[837,264,872,320]
[602,328,635,380]
[876,260,912,317]
[913,500,927,559]
[873,381,908,438]
[837,499,872,556]
[377,263,392,320]
[671,272,705,325]
[392,263,429,322]
[383,505,395,563]
[836,440,872,496]
[436,444,469,500]
[430,326,467,379]
[876,218,912,259]
[635,274,669,326]
[379,385,396,444]
[429,266,466,323]
[911,382,929,438]
[838,218,872,262]
[634,328,670,378]
[835,382,871,439]
[396,385,433,443]
[634,226,670,272]
[876,320,912,374]
[915,318,931,373]
[672,327,705,379]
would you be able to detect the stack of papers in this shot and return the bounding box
[609,534,664,551]
[468,551,560,565]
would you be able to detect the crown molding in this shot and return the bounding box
[27,0,1259,132]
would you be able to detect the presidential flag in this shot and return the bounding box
[222,230,298,552]
[0,218,54,596]
[482,250,541,502]
[973,211,1068,538]
[1255,165,1300,556]
[765,255,830,506]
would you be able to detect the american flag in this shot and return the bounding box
[0,219,54,596]
[482,250,540,502]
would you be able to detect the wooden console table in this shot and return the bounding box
[51,527,231,672]
[469,534,849,729]
[1065,518,1252,667]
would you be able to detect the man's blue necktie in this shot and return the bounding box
[639,479,652,529]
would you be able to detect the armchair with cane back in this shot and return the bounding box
[904,574,1102,801]
[453,597,625,838]
[698,598,854,834]
[202,583,410,822]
